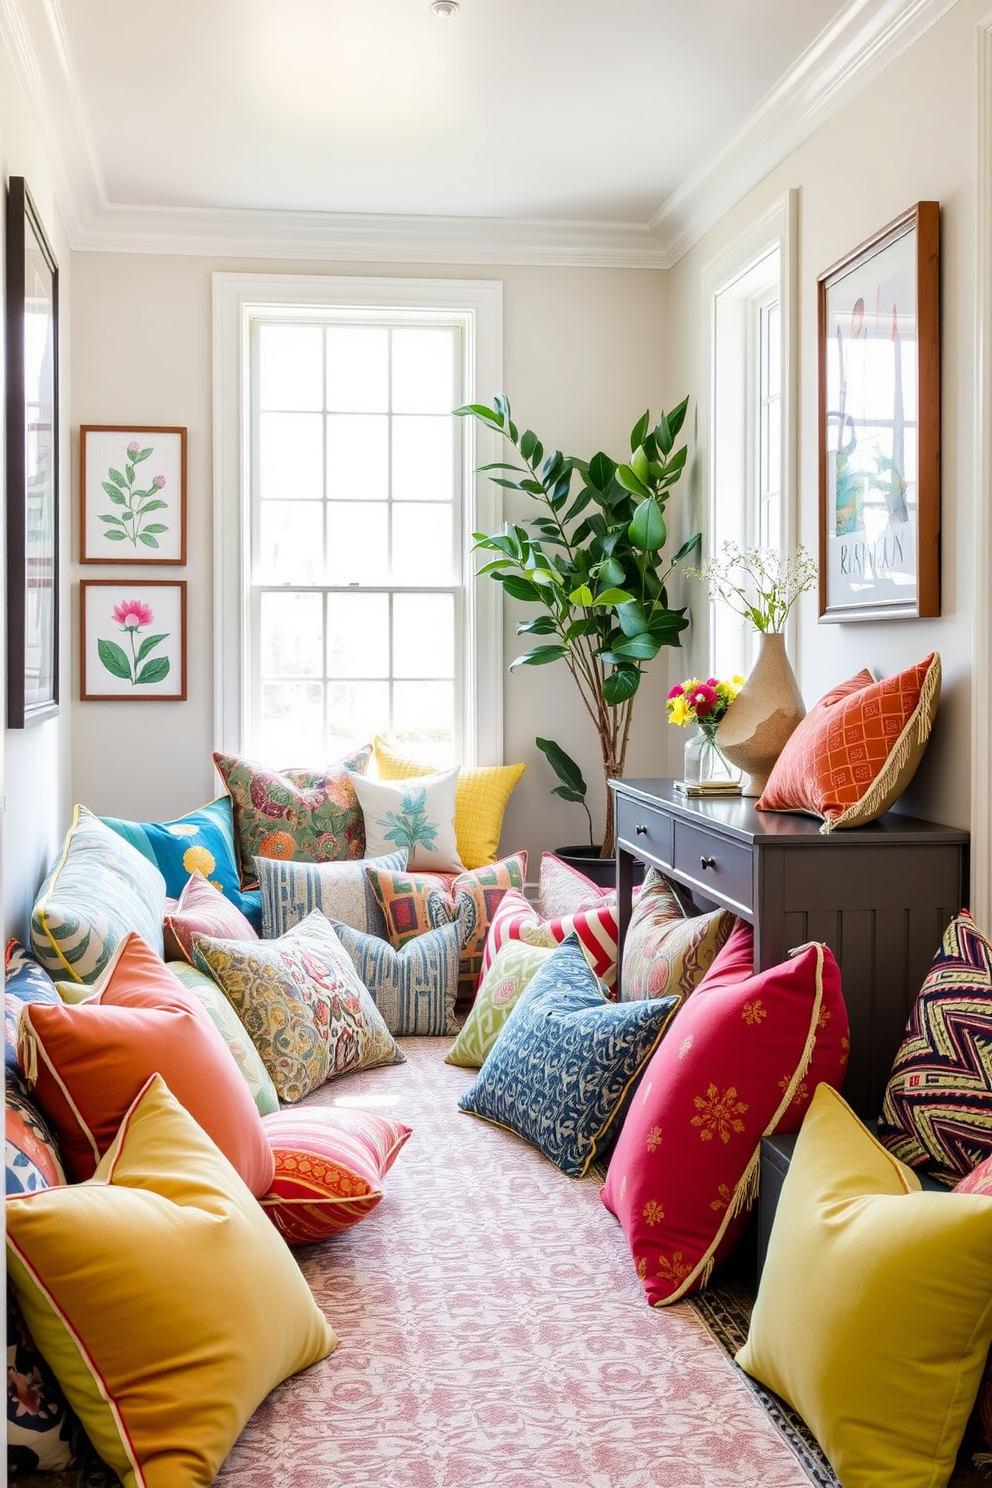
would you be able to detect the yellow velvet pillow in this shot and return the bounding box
[6,1074,337,1488]
[372,735,525,869]
[736,1083,992,1488]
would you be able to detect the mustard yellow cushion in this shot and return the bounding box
[6,1074,337,1488]
[736,1083,992,1488]
[372,735,525,869]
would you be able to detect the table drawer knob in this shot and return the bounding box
[700,855,717,870]
[635,823,648,835]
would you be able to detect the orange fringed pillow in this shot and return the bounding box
[756,653,940,832]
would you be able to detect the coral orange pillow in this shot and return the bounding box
[756,654,940,831]
[601,937,850,1305]
[17,933,274,1195]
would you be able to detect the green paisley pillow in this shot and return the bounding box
[30,805,166,984]
[445,940,555,1068]
[191,909,403,1104]
[167,961,280,1117]
[212,746,372,891]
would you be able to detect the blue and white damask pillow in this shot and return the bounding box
[351,769,464,873]
[458,933,681,1177]
[255,848,408,940]
[330,917,462,1036]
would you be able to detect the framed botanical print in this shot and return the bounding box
[80,425,186,563]
[80,580,187,701]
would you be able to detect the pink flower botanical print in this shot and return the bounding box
[100,440,169,549]
[99,600,170,686]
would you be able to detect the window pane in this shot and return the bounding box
[392,328,456,413]
[258,412,323,500]
[326,327,388,412]
[392,681,453,752]
[260,592,323,677]
[766,399,781,496]
[326,504,389,583]
[393,594,453,679]
[259,682,324,766]
[392,505,453,585]
[764,303,780,399]
[258,325,323,411]
[327,414,388,502]
[392,415,454,502]
[327,593,390,678]
[258,502,324,585]
[326,681,390,755]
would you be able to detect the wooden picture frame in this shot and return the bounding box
[80,425,187,563]
[818,201,940,622]
[80,580,187,701]
[6,176,59,727]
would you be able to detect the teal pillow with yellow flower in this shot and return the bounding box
[101,797,262,929]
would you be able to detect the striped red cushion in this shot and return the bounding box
[479,889,620,993]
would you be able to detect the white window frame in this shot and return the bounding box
[698,191,799,679]
[212,273,504,765]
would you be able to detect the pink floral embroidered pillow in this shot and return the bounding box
[620,870,735,1003]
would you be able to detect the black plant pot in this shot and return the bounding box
[554,844,645,890]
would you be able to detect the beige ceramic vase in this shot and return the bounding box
[714,632,805,797]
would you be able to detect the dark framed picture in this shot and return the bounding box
[80,580,187,702]
[818,201,940,622]
[6,176,59,726]
[80,425,187,563]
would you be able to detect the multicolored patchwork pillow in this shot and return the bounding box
[536,852,616,921]
[30,805,166,984]
[100,794,262,929]
[260,1106,412,1245]
[620,870,736,1002]
[600,936,850,1305]
[366,853,527,1000]
[254,848,407,940]
[445,940,555,1068]
[212,746,372,889]
[6,1069,66,1197]
[877,910,992,1185]
[330,918,462,1036]
[478,886,621,993]
[5,940,60,1074]
[459,934,681,1177]
[372,736,526,870]
[756,653,941,831]
[166,961,280,1117]
[163,870,259,963]
[192,909,403,1104]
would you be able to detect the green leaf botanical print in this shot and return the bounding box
[98,600,170,687]
[101,440,169,548]
[377,788,439,853]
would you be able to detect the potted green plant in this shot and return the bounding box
[455,394,699,861]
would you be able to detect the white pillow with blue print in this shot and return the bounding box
[351,768,464,873]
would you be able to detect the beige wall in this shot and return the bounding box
[665,0,982,832]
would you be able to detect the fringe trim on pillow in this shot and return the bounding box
[821,654,941,834]
[727,1148,762,1220]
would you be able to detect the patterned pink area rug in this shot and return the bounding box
[217,1038,817,1488]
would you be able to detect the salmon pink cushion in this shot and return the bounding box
[601,937,850,1305]
[163,870,258,963]
[479,887,621,993]
[756,654,940,832]
[17,933,274,1196]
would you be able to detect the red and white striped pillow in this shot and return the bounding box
[478,889,620,993]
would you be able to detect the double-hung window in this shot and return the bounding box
[214,276,502,768]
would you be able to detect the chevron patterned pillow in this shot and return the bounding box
[877,910,992,1185]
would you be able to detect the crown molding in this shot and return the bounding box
[0,0,963,269]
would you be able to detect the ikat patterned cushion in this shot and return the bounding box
[212,745,372,889]
[254,848,408,940]
[478,886,621,993]
[4,939,60,1074]
[163,870,259,964]
[192,909,404,1104]
[620,870,736,1003]
[459,934,680,1178]
[877,909,992,1185]
[445,939,555,1068]
[756,653,941,831]
[352,768,464,872]
[366,853,527,1001]
[260,1106,412,1245]
[167,960,280,1117]
[330,918,462,1036]
[601,931,850,1305]
[30,805,166,984]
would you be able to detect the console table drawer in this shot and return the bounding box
[615,796,673,868]
[672,821,753,914]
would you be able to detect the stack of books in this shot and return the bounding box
[673,779,743,799]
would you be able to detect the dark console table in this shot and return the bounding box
[611,778,969,1119]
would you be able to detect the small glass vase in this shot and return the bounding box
[683,726,741,788]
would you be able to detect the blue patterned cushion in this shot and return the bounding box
[878,909,992,1184]
[458,934,680,1177]
[101,796,262,930]
[30,806,166,984]
[5,1069,66,1196]
[330,917,461,1036]
[255,849,407,941]
[4,940,60,1074]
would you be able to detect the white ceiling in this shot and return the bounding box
[4,0,960,265]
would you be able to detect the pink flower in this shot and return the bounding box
[111,599,154,629]
[127,441,140,456]
[688,682,718,717]
[153,475,166,488]
[667,684,685,700]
